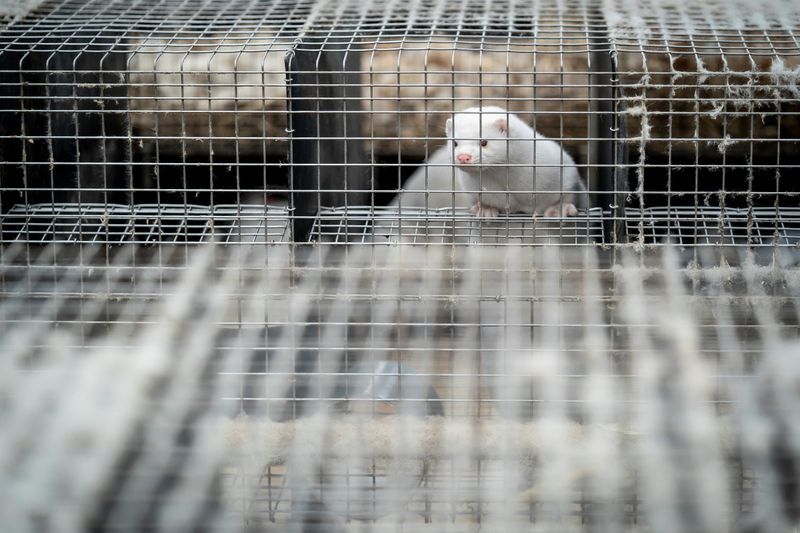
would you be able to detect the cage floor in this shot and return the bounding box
[0,203,291,245]
[320,206,608,245]
[5,204,800,248]
[625,206,800,247]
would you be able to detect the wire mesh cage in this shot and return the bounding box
[1,0,800,531]
[3,243,800,531]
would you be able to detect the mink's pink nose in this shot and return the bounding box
[456,153,472,164]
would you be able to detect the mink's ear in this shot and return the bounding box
[494,118,508,134]
[445,117,453,138]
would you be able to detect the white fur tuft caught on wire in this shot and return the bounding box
[0,243,799,532]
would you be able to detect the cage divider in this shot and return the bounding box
[286,30,369,243]
[589,16,627,245]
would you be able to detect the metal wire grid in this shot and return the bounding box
[625,206,800,247]
[0,0,797,247]
[8,0,795,52]
[326,206,607,244]
[222,453,756,529]
[608,0,800,233]
[0,3,799,531]
[603,0,800,55]
[5,204,800,247]
[2,0,605,247]
[0,0,612,48]
[0,0,314,50]
[0,203,290,244]
[2,242,800,531]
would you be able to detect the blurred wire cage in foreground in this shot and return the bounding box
[3,243,800,532]
[1,0,800,531]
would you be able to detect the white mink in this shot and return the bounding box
[446,106,586,217]
[389,146,471,210]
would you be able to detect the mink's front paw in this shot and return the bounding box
[470,202,500,218]
[543,203,578,217]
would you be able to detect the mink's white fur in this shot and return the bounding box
[447,106,586,217]
[388,146,471,210]
[392,107,586,217]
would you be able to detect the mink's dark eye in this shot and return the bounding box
[453,141,458,147]
[480,139,488,147]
